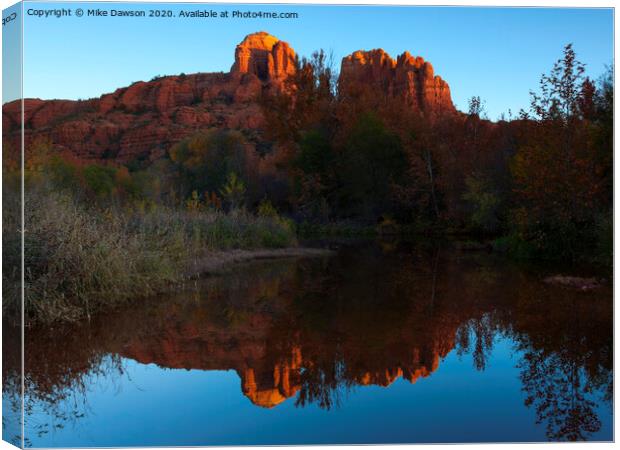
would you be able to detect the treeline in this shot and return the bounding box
[13,44,612,264]
[257,44,613,262]
[4,133,297,323]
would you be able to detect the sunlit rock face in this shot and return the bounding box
[231,31,297,81]
[2,32,296,165]
[2,72,270,163]
[2,32,454,166]
[340,48,455,115]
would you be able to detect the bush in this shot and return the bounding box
[257,198,278,218]
[4,184,297,324]
[83,165,117,197]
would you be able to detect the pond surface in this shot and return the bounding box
[2,240,613,446]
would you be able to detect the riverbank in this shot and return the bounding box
[3,188,307,325]
[4,184,606,325]
[185,247,333,278]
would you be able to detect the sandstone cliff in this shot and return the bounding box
[339,49,455,115]
[2,32,456,165]
[231,31,297,82]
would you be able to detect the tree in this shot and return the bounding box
[83,165,117,198]
[259,49,338,214]
[261,49,337,154]
[462,176,500,233]
[510,44,607,258]
[292,129,335,221]
[397,112,448,222]
[169,129,248,200]
[465,96,488,174]
[220,172,246,211]
[336,113,406,220]
[592,66,613,206]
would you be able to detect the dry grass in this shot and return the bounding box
[3,187,298,324]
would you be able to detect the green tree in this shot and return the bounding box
[169,129,248,199]
[83,165,117,198]
[220,172,246,211]
[463,176,500,234]
[291,129,335,220]
[337,113,406,220]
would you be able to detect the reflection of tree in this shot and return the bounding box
[3,242,613,443]
[3,321,126,445]
[519,347,601,441]
[3,368,23,447]
[509,280,613,442]
[295,360,349,410]
[455,313,498,371]
[23,354,125,441]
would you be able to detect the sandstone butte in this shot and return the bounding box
[2,31,457,168]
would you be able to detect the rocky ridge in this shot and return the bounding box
[2,31,456,165]
[340,48,455,114]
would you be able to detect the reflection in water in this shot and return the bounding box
[3,240,613,445]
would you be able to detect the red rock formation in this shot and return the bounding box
[2,32,456,165]
[3,71,271,163]
[231,31,296,81]
[340,48,455,115]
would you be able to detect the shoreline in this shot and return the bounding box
[184,247,334,278]
[12,246,334,327]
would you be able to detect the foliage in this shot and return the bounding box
[3,165,296,323]
[261,49,337,149]
[83,165,117,197]
[169,129,249,201]
[336,112,406,219]
[257,197,278,218]
[220,172,246,210]
[462,176,501,234]
[509,45,612,260]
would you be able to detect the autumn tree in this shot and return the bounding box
[261,49,337,154]
[510,44,609,258]
[259,49,338,216]
[220,172,247,211]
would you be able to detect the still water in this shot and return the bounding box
[3,240,613,446]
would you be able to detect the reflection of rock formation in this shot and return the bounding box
[241,352,302,408]
[14,248,466,409]
[119,321,448,409]
[114,291,450,408]
[5,243,613,432]
[356,352,440,387]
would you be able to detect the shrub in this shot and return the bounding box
[83,165,117,197]
[257,197,278,218]
[220,172,246,210]
[4,184,297,324]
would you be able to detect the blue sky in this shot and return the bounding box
[3,2,615,119]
